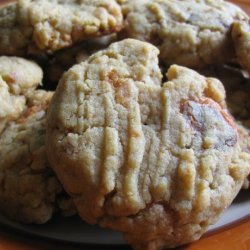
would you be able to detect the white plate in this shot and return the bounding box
[0,190,249,246]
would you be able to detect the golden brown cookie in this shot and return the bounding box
[0,90,75,224]
[123,0,248,68]
[46,39,250,249]
[0,56,42,133]
[0,0,123,55]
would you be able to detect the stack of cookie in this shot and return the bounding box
[0,0,249,249]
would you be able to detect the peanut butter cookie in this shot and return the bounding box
[0,0,123,55]
[0,90,75,224]
[0,56,42,132]
[123,0,248,68]
[46,39,250,249]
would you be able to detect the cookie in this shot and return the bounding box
[123,0,248,68]
[232,21,250,74]
[0,90,75,224]
[0,56,42,133]
[0,0,123,55]
[46,39,250,249]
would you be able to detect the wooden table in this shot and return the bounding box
[0,0,249,249]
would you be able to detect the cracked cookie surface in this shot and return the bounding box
[0,56,42,133]
[46,39,250,249]
[0,0,123,55]
[123,0,248,68]
[0,90,75,224]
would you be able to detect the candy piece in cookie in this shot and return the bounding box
[199,65,250,189]
[0,0,123,55]
[0,90,75,224]
[0,56,42,132]
[232,21,250,74]
[46,39,250,249]
[122,0,248,68]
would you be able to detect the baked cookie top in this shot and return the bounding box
[123,0,248,68]
[0,0,123,55]
[46,39,250,249]
[232,21,250,74]
[0,56,43,94]
[0,90,75,224]
[0,56,43,133]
